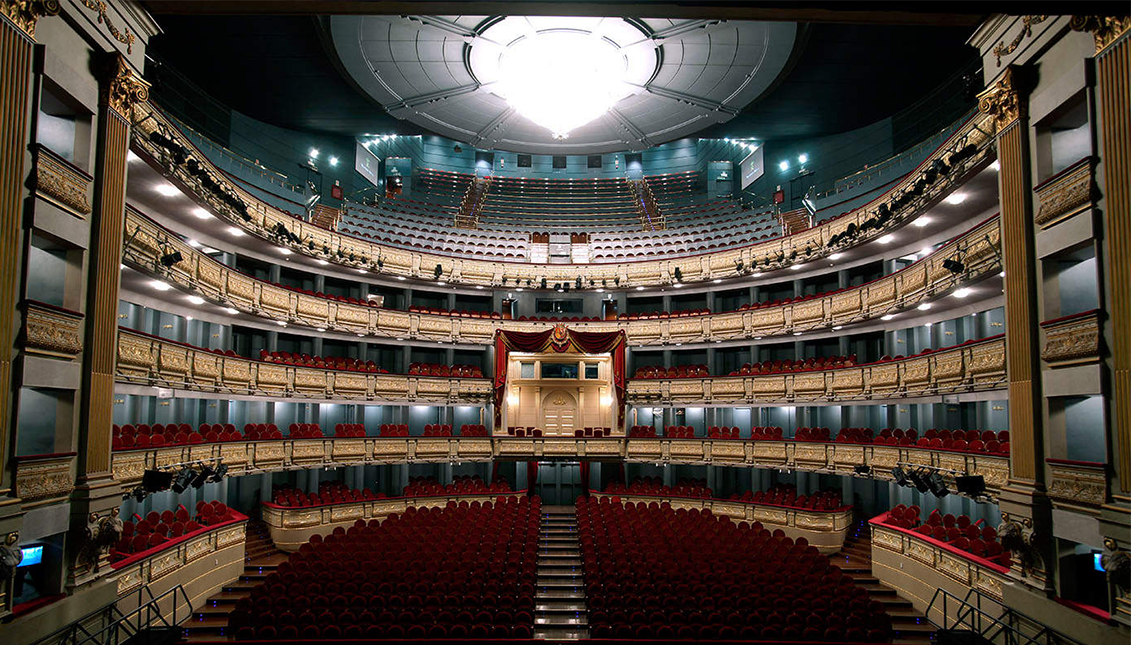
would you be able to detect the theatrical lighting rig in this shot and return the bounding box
[123,459,230,501]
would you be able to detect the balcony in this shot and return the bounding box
[1034,157,1097,229]
[23,301,83,360]
[1040,309,1101,367]
[1045,458,1107,512]
[32,144,92,218]
[13,452,76,507]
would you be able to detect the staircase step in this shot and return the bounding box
[539,556,582,565]
[535,615,589,626]
[536,601,588,613]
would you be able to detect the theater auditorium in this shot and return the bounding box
[0,2,1128,644]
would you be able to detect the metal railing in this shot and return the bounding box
[31,584,192,645]
[926,587,1089,645]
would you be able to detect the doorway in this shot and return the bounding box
[535,462,584,505]
[542,389,577,437]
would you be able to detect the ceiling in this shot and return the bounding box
[146,14,979,147]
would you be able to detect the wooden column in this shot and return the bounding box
[978,67,1044,487]
[70,53,148,582]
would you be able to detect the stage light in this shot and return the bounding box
[673,267,682,283]
[210,462,228,482]
[434,264,443,279]
[955,475,986,497]
[142,469,173,492]
[854,465,870,476]
[159,251,183,267]
[191,465,214,489]
[891,467,909,487]
[172,467,196,493]
[909,469,931,493]
[942,259,965,274]
[927,472,949,497]
[540,278,548,289]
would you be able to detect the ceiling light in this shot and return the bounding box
[919,247,933,258]
[316,327,326,332]
[317,259,328,265]
[673,283,683,288]
[636,286,644,291]
[492,29,633,139]
[793,332,802,336]
[228,227,244,237]
[754,336,762,340]
[357,333,365,337]
[945,193,967,205]
[187,296,205,305]
[155,184,179,197]
[224,307,239,314]
[329,156,339,167]
[675,343,682,347]
[798,153,809,164]
[779,160,790,171]
[881,314,895,321]
[790,264,804,271]
[953,288,972,299]
[309,148,320,159]
[280,248,292,256]
[516,287,524,292]
[917,303,931,311]
[596,288,605,293]
[828,253,843,260]
[187,239,201,248]
[713,279,723,284]
[150,281,171,291]
[832,326,843,331]
[276,321,287,327]
[358,268,368,273]
[185,316,193,321]
[396,276,406,281]
[193,207,211,219]
[1000,271,1006,277]
[475,285,484,290]
[127,150,141,163]
[915,217,931,228]
[989,160,1000,171]
[878,234,894,244]
[751,272,762,277]
[437,281,445,286]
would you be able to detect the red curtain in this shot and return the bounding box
[527,461,539,493]
[493,327,627,429]
[579,462,591,496]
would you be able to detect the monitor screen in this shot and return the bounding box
[19,545,42,567]
[1094,552,1105,572]
[354,141,382,189]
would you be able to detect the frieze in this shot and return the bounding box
[1041,312,1100,366]
[1047,461,1106,508]
[24,303,82,357]
[33,145,91,215]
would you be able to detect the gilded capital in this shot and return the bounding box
[0,0,59,38]
[101,53,150,119]
[1070,15,1131,55]
[977,67,1025,133]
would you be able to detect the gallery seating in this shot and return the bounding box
[880,505,1011,568]
[111,501,235,562]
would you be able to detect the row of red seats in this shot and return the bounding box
[728,484,844,511]
[258,350,390,374]
[406,363,483,378]
[752,426,785,440]
[628,425,657,437]
[885,505,1011,567]
[665,425,697,438]
[422,424,453,436]
[333,423,365,438]
[573,427,611,437]
[111,501,233,562]
[288,423,324,439]
[112,422,292,449]
[403,475,511,497]
[617,308,710,320]
[460,424,489,437]
[634,364,709,379]
[579,497,892,642]
[272,482,380,508]
[605,476,712,499]
[232,497,541,641]
[727,355,858,376]
[505,427,544,437]
[875,336,1001,363]
[407,305,503,320]
[379,424,409,437]
[707,426,740,439]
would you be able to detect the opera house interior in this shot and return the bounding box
[0,1,1129,644]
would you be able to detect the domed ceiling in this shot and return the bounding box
[331,16,798,153]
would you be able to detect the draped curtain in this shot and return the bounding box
[493,327,627,429]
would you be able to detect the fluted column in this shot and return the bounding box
[70,53,149,584]
[978,66,1051,590]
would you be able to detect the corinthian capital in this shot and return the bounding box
[977,66,1025,133]
[1070,15,1131,55]
[0,0,59,38]
[101,53,150,119]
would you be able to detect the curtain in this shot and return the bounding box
[579,461,591,496]
[493,327,628,429]
[491,460,501,485]
[527,461,539,493]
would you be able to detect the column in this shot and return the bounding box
[978,66,1050,589]
[71,53,150,584]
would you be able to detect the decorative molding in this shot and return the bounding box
[1070,15,1131,55]
[34,144,93,215]
[78,0,134,53]
[0,0,58,38]
[1046,460,1107,509]
[1034,157,1096,228]
[1040,311,1101,366]
[101,53,149,119]
[14,454,75,502]
[24,301,83,358]
[993,16,1049,66]
[978,67,1025,132]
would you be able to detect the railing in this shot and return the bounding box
[30,584,191,645]
[631,178,665,231]
[455,176,491,229]
[927,587,1089,645]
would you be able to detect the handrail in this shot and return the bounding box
[30,584,192,645]
[926,587,1088,645]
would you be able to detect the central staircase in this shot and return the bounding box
[182,521,285,642]
[534,505,589,639]
[835,520,936,644]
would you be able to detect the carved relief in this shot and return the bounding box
[1041,312,1101,365]
[33,146,91,215]
[101,54,149,118]
[978,67,1024,132]
[1070,15,1131,54]
[0,0,59,38]
[24,303,82,357]
[14,455,74,501]
[1035,158,1095,227]
[1047,461,1107,508]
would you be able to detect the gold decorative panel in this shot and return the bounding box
[24,302,83,358]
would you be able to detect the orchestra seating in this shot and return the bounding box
[881,505,1011,567]
[230,496,541,640]
[578,496,893,641]
[111,501,235,561]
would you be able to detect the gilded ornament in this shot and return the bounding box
[0,0,58,38]
[1070,15,1131,55]
[34,148,92,215]
[992,16,1048,66]
[79,0,135,53]
[102,53,149,119]
[978,67,1025,132]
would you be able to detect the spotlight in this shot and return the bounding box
[955,475,986,497]
[433,264,443,280]
[891,467,909,487]
[909,468,931,493]
[673,267,683,283]
[192,465,215,489]
[541,278,548,289]
[142,469,173,492]
[942,259,965,274]
[129,486,147,502]
[172,467,196,493]
[563,283,570,293]
[928,472,949,498]
[209,462,228,482]
[160,251,184,268]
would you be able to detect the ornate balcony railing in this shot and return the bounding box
[1040,309,1101,367]
[110,436,1009,498]
[115,328,492,404]
[1034,157,1097,229]
[23,301,84,359]
[13,452,76,507]
[589,491,853,552]
[1045,458,1107,512]
[31,143,92,218]
[122,206,1002,347]
[627,334,1007,405]
[129,101,995,288]
[262,490,526,550]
